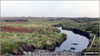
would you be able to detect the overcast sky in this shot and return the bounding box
[1,1,99,17]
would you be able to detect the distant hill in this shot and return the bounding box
[0,17,99,22]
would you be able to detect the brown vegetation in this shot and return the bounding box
[0,26,40,33]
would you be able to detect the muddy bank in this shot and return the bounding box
[53,24,91,48]
[52,24,91,39]
[61,26,92,47]
[62,26,91,39]
[7,35,67,55]
[55,27,89,52]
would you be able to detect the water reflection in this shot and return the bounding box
[55,27,89,52]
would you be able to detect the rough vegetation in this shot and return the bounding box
[0,17,99,55]
[60,18,100,55]
[0,23,66,55]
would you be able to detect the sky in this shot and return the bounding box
[1,1,99,17]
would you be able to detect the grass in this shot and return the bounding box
[0,26,66,54]
[0,17,99,55]
[61,18,100,55]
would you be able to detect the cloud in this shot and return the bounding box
[1,1,99,17]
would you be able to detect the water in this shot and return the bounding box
[55,27,89,52]
[22,27,87,56]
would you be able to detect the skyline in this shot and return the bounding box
[1,1,99,17]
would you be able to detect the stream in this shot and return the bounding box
[55,27,89,52]
[20,27,89,56]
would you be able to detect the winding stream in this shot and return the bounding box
[21,27,89,56]
[55,27,89,52]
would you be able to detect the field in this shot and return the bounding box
[0,17,99,55]
[60,18,100,55]
[0,17,67,55]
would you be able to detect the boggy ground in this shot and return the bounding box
[0,17,99,56]
[61,18,100,55]
[0,25,66,55]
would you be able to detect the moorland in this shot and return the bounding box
[0,17,99,55]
